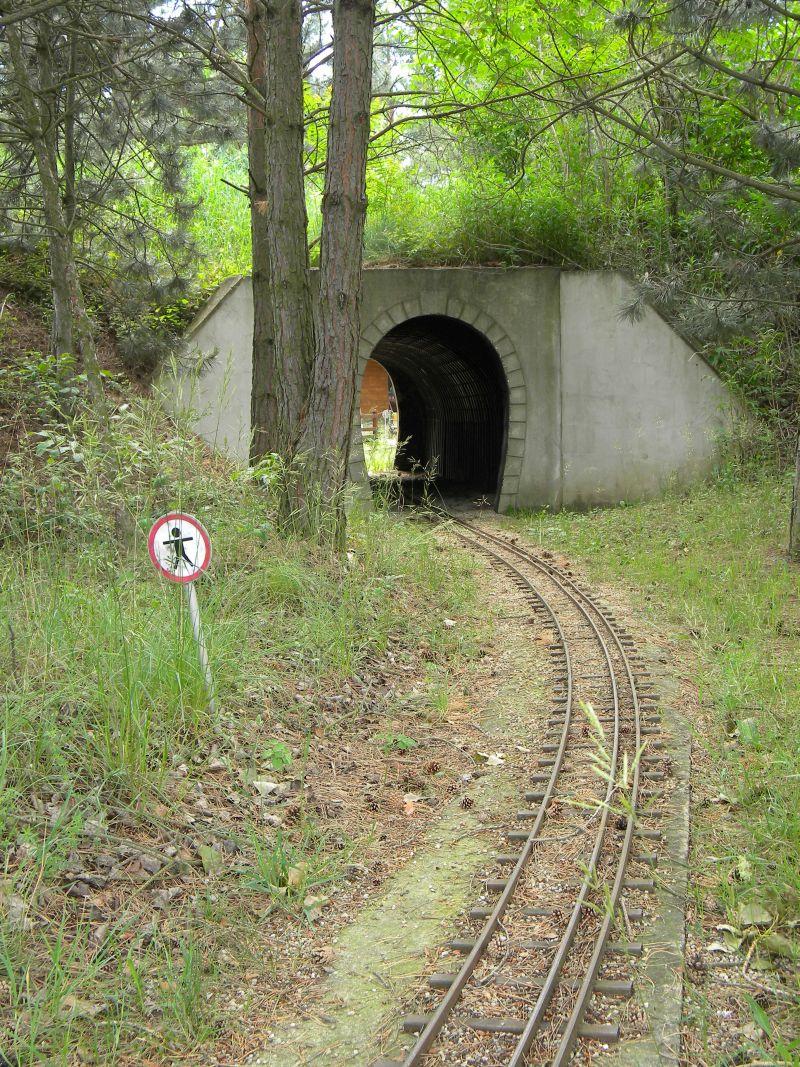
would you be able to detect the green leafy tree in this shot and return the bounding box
[374,0,800,552]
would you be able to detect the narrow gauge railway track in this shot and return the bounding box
[377,512,665,1067]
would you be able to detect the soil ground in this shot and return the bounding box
[245,530,552,1065]
[245,504,799,1067]
[245,518,692,1067]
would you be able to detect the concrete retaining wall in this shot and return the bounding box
[163,267,736,511]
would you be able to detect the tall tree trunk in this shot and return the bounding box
[299,0,375,529]
[790,430,800,564]
[262,0,315,460]
[245,0,277,463]
[6,20,104,404]
[58,32,78,364]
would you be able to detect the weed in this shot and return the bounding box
[570,701,646,822]
[378,732,419,753]
[743,993,800,1062]
[157,936,217,1048]
[0,906,120,1065]
[242,823,352,919]
[363,427,399,476]
[262,739,293,772]
[423,664,452,719]
[0,355,479,1060]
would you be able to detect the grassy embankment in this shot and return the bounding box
[0,341,479,1063]
[510,469,800,1054]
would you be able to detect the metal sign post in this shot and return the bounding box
[147,512,215,713]
[183,579,215,715]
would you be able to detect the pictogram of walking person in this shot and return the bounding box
[163,526,195,574]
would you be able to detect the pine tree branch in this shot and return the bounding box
[755,235,800,258]
[0,0,66,28]
[220,176,251,196]
[588,99,800,204]
[684,44,800,101]
[753,0,800,24]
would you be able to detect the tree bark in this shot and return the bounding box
[6,20,104,404]
[299,0,375,527]
[262,0,315,460]
[36,23,72,362]
[245,0,278,463]
[790,431,800,564]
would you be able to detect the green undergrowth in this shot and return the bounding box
[0,354,479,1062]
[2,508,470,802]
[509,468,800,929]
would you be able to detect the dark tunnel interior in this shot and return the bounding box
[369,315,508,501]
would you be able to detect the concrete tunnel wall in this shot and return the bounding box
[164,267,737,512]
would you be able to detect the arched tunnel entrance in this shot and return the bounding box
[363,315,509,504]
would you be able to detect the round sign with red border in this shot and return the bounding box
[147,513,211,583]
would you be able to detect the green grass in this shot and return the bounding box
[185,147,251,285]
[0,415,476,804]
[362,429,398,476]
[0,355,479,1063]
[242,821,355,918]
[509,469,800,925]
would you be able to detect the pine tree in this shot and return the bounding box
[299,0,376,532]
[0,1,232,392]
[162,0,377,534]
[609,0,800,557]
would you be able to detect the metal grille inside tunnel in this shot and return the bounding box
[368,314,508,501]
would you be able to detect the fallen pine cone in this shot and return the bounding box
[460,795,474,809]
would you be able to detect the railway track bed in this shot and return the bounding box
[376,512,690,1067]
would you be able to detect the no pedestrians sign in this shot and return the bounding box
[147,511,215,712]
[148,512,211,583]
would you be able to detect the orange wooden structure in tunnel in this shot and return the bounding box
[359,358,391,416]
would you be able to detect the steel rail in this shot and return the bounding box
[445,514,645,1067]
[515,543,644,1067]
[398,522,577,1065]
[443,517,627,1067]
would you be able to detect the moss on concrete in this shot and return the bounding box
[253,771,517,1065]
[253,556,548,1066]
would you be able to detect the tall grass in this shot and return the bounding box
[362,426,399,475]
[3,548,223,798]
[185,147,251,285]
[181,143,657,287]
[184,146,323,286]
[1,419,474,800]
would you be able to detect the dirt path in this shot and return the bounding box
[246,530,550,1064]
[247,519,691,1067]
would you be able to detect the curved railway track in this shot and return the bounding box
[376,511,666,1067]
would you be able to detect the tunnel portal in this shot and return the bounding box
[176,269,736,510]
[368,315,508,501]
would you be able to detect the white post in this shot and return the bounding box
[184,581,216,714]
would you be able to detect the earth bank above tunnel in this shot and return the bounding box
[166,267,736,512]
